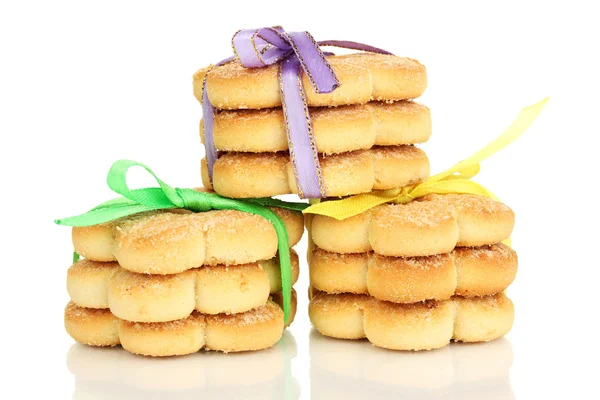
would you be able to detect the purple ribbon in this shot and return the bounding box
[202,27,392,198]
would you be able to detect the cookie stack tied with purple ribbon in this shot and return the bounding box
[58,160,307,357]
[193,28,431,199]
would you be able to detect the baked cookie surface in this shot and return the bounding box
[194,53,427,110]
[202,146,430,198]
[65,294,297,356]
[310,244,517,303]
[201,101,431,154]
[308,291,514,350]
[72,207,304,274]
[310,194,514,256]
[67,251,300,321]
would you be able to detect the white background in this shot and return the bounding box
[1,1,598,398]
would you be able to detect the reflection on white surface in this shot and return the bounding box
[310,329,514,399]
[67,331,299,400]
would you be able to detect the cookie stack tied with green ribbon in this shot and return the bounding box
[57,161,307,356]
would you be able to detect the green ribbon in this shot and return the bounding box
[55,160,308,324]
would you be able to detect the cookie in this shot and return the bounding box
[193,53,427,110]
[72,207,304,274]
[310,194,514,256]
[310,244,517,303]
[65,294,297,356]
[202,146,430,198]
[308,291,513,350]
[67,251,300,321]
[201,101,431,154]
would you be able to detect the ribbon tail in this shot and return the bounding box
[429,97,549,183]
[198,57,235,184]
[207,196,294,324]
[285,31,339,93]
[279,58,326,198]
[303,191,399,219]
[202,77,218,182]
[87,196,139,210]
[55,203,165,227]
[259,219,293,324]
[317,40,392,55]
[255,209,293,324]
[408,179,496,200]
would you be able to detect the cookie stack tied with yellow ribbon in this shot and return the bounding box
[194,29,430,200]
[303,98,549,350]
[306,194,517,350]
[58,161,307,356]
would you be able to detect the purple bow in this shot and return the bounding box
[202,27,391,198]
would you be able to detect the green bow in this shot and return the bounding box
[55,160,308,324]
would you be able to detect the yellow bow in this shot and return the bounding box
[303,97,549,220]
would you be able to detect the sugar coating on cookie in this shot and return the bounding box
[201,101,432,154]
[193,53,427,110]
[308,292,514,350]
[310,194,514,256]
[65,295,297,356]
[67,251,300,322]
[310,244,517,303]
[202,146,430,198]
[72,207,304,274]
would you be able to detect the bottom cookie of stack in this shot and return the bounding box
[309,290,513,351]
[65,292,297,356]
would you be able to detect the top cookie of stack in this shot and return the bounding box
[193,53,431,198]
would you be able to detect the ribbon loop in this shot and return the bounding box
[232,27,338,94]
[232,28,289,68]
[107,160,183,209]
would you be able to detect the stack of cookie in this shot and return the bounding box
[308,194,517,350]
[194,53,431,199]
[64,207,304,356]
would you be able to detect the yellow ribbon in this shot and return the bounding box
[303,97,549,220]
